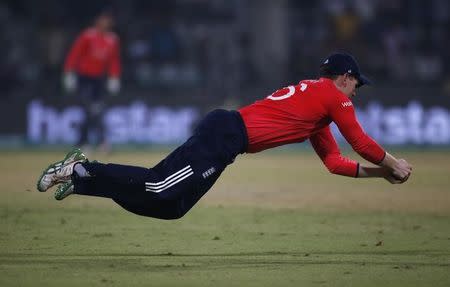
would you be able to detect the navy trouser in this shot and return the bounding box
[72,109,248,219]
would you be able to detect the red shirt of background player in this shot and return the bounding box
[64,27,121,78]
[239,78,385,177]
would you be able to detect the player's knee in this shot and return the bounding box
[165,211,185,220]
[166,198,193,219]
[158,207,187,220]
[173,201,191,219]
[147,198,189,220]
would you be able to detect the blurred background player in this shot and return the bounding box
[63,9,121,151]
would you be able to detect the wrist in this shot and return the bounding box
[379,152,397,170]
[355,163,360,178]
[358,165,389,178]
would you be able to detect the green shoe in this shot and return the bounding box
[37,148,87,192]
[55,181,74,201]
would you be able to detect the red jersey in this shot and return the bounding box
[64,28,121,78]
[239,78,385,177]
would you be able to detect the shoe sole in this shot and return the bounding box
[36,148,86,192]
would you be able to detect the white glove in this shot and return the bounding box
[63,72,77,92]
[107,77,121,95]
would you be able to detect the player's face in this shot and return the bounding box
[97,15,114,31]
[344,74,359,98]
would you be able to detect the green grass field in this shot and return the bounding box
[1,149,449,286]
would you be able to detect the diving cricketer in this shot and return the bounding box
[37,52,413,219]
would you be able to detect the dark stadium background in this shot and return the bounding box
[0,0,448,146]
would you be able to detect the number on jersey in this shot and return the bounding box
[267,83,307,101]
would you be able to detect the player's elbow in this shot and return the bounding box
[324,161,341,175]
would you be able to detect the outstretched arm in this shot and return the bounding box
[327,97,412,183]
[310,127,412,183]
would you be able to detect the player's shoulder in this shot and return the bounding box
[300,77,329,86]
[297,78,338,96]
[301,78,349,107]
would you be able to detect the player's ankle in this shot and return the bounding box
[74,163,91,177]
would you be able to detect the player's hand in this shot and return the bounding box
[63,72,77,93]
[390,159,412,183]
[107,77,120,95]
[384,173,403,184]
[383,170,410,184]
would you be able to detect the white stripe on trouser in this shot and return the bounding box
[145,165,194,193]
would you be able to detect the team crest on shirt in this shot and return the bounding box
[341,101,353,107]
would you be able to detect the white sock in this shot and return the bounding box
[74,163,91,177]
